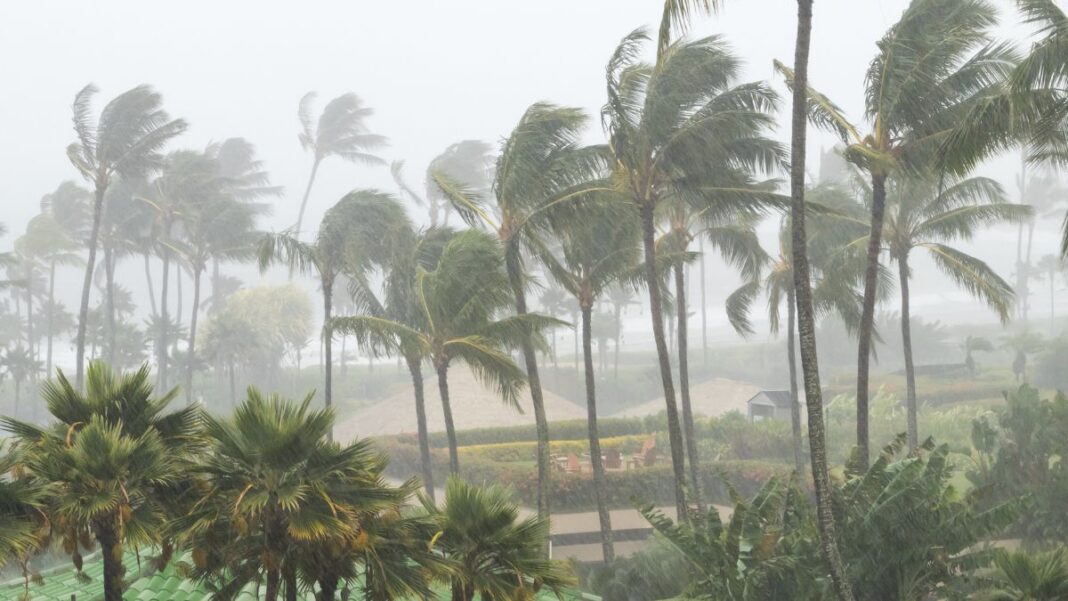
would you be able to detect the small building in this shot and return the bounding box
[746,390,793,422]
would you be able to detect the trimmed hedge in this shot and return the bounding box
[377,436,791,511]
[458,435,654,463]
[414,417,662,448]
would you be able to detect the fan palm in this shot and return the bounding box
[0,346,41,418]
[182,388,412,601]
[66,84,187,389]
[979,549,1068,601]
[333,229,560,474]
[853,175,1026,447]
[540,200,642,563]
[259,190,410,429]
[0,447,48,592]
[1,361,198,601]
[778,0,1017,465]
[432,103,603,521]
[294,92,386,238]
[783,0,856,598]
[601,9,782,519]
[424,477,574,601]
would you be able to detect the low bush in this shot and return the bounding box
[413,417,662,448]
[376,436,790,511]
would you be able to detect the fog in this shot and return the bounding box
[0,1,1066,598]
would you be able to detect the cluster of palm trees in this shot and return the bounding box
[2,0,1067,598]
[0,362,571,601]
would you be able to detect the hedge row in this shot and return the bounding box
[377,437,791,511]
[457,435,655,463]
[410,417,663,448]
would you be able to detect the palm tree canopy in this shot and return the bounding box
[780,0,1017,177]
[604,27,783,214]
[67,84,187,183]
[299,92,386,166]
[426,477,574,600]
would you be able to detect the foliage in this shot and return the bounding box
[969,385,1068,546]
[421,477,574,601]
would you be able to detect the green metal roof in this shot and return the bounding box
[3,552,600,601]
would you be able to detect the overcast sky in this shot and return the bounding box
[0,0,1063,334]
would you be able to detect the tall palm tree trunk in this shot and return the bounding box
[318,577,338,601]
[186,266,203,405]
[25,265,35,369]
[581,303,614,563]
[46,261,55,378]
[856,172,887,470]
[159,243,171,389]
[506,254,552,522]
[265,568,280,601]
[145,253,158,318]
[294,157,322,238]
[104,247,116,366]
[75,184,106,389]
[322,279,334,440]
[613,304,622,382]
[95,517,124,601]
[407,355,436,502]
[786,284,804,477]
[639,201,688,521]
[897,255,918,449]
[700,238,708,367]
[789,2,855,600]
[673,262,702,510]
[436,361,460,474]
[284,566,298,601]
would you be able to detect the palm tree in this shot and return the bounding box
[661,206,767,510]
[1,361,198,601]
[729,184,869,477]
[857,174,1026,447]
[778,0,1016,466]
[294,92,386,238]
[66,84,186,389]
[183,388,409,601]
[177,138,275,403]
[601,7,781,519]
[0,447,47,582]
[1002,330,1046,383]
[0,347,41,418]
[347,226,454,501]
[961,335,995,376]
[979,549,1068,601]
[434,103,603,521]
[142,151,230,389]
[392,140,493,227]
[1036,254,1065,328]
[333,229,559,474]
[785,0,856,598]
[260,190,410,429]
[1006,0,1068,258]
[541,200,642,563]
[425,477,574,601]
[40,182,91,377]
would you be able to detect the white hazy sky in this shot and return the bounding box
[0,0,1063,333]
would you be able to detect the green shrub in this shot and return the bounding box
[376,437,789,511]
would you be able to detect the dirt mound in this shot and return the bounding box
[613,377,761,419]
[336,364,588,440]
